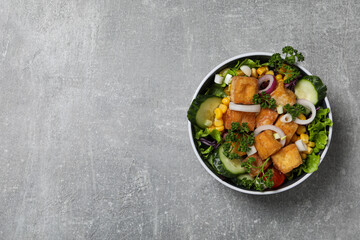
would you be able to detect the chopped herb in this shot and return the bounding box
[223,122,254,159]
[253,93,277,109]
[268,46,304,83]
[241,157,256,173]
[240,157,274,191]
[284,104,306,120]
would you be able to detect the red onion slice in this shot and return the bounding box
[280,113,292,123]
[294,99,316,125]
[253,124,286,147]
[258,74,277,94]
[229,102,261,112]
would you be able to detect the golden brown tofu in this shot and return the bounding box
[230,76,258,104]
[223,109,256,131]
[270,82,296,106]
[271,144,302,174]
[233,141,247,157]
[274,117,298,145]
[255,108,279,128]
[254,130,282,160]
[244,153,271,177]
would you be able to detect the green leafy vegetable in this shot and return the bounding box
[288,107,332,176]
[239,58,261,68]
[302,152,320,173]
[253,93,277,109]
[193,127,222,161]
[241,157,274,191]
[308,107,332,153]
[284,103,306,120]
[268,46,304,83]
[205,84,227,98]
[223,122,254,159]
[226,58,262,76]
[195,127,211,140]
[210,129,222,143]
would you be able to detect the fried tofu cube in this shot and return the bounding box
[230,76,258,104]
[274,117,298,145]
[255,108,279,128]
[244,153,271,177]
[254,130,282,160]
[270,82,296,106]
[223,109,256,131]
[271,144,302,174]
[233,141,247,157]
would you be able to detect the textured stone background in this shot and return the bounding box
[0,1,359,239]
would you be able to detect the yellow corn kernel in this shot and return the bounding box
[291,134,299,143]
[301,153,307,160]
[256,67,267,76]
[275,74,283,81]
[228,84,231,91]
[264,66,269,72]
[218,104,228,113]
[222,97,230,106]
[265,70,274,76]
[296,125,306,135]
[224,86,230,96]
[208,126,215,132]
[308,141,315,147]
[214,118,224,127]
[215,126,225,132]
[236,70,244,76]
[251,68,258,78]
[305,146,313,155]
[298,113,306,120]
[300,133,309,144]
[214,108,223,119]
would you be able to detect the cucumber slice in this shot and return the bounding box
[232,174,254,189]
[187,95,222,129]
[212,144,246,178]
[295,76,327,105]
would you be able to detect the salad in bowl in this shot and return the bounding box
[187,46,333,194]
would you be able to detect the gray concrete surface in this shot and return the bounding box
[0,0,359,239]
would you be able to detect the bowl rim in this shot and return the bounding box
[188,52,333,195]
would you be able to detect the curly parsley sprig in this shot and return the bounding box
[284,104,306,120]
[268,46,304,83]
[223,122,254,159]
[253,93,276,109]
[240,157,274,191]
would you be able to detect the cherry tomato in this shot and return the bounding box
[271,168,285,189]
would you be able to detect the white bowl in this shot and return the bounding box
[188,52,333,195]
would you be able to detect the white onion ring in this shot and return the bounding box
[258,74,277,94]
[280,113,293,123]
[253,124,286,147]
[229,102,261,112]
[295,139,307,152]
[294,99,316,125]
[246,145,257,156]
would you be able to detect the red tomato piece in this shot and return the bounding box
[271,168,285,189]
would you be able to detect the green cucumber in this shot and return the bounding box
[232,174,254,189]
[187,95,222,129]
[294,76,327,105]
[212,144,246,178]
